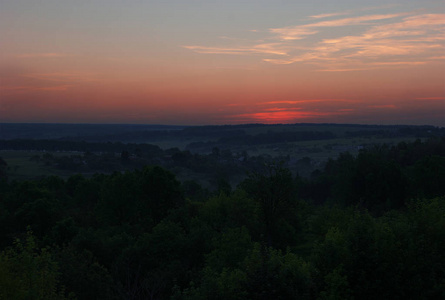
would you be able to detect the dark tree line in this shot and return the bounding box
[0,137,445,299]
[0,139,163,155]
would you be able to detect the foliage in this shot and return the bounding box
[0,137,444,299]
[0,231,71,300]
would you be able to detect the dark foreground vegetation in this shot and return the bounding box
[1,136,445,299]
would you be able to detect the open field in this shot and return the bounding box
[0,136,423,183]
[1,123,442,183]
[244,136,422,160]
[0,150,92,181]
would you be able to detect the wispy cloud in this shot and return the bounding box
[23,72,98,83]
[268,27,319,41]
[306,13,406,28]
[261,99,350,105]
[317,67,376,72]
[230,110,334,123]
[184,8,445,71]
[309,12,349,19]
[369,104,397,108]
[224,98,357,123]
[0,84,73,92]
[1,72,98,94]
[36,85,73,91]
[261,13,406,41]
[269,13,445,68]
[309,4,399,20]
[16,53,69,58]
[416,97,445,100]
[183,43,289,56]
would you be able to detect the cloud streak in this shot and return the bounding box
[0,72,98,95]
[270,13,406,41]
[416,97,445,100]
[230,110,335,123]
[0,85,73,92]
[184,9,445,71]
[15,53,69,58]
[222,98,358,123]
[183,43,289,56]
[23,72,99,83]
[309,12,349,19]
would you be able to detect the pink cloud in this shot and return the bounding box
[0,85,72,92]
[184,10,445,72]
[183,44,288,56]
[309,12,349,19]
[15,53,69,58]
[303,13,406,28]
[368,105,397,108]
[23,72,98,83]
[416,97,445,100]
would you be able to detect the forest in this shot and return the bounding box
[0,131,445,299]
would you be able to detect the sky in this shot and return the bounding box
[1,0,444,126]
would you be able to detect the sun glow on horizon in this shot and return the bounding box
[0,1,444,126]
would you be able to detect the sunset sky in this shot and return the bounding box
[1,0,444,125]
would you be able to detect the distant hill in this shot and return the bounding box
[1,123,443,145]
[0,123,186,140]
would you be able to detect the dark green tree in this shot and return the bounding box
[240,163,297,248]
[0,231,71,300]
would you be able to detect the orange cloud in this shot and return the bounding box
[222,98,358,124]
[369,105,397,108]
[261,99,350,105]
[231,110,334,123]
[183,43,289,56]
[309,5,400,20]
[304,13,406,28]
[23,72,98,83]
[309,12,349,19]
[270,13,405,41]
[0,85,72,92]
[317,67,376,72]
[416,97,445,100]
[184,11,445,72]
[268,28,319,41]
[15,53,69,58]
